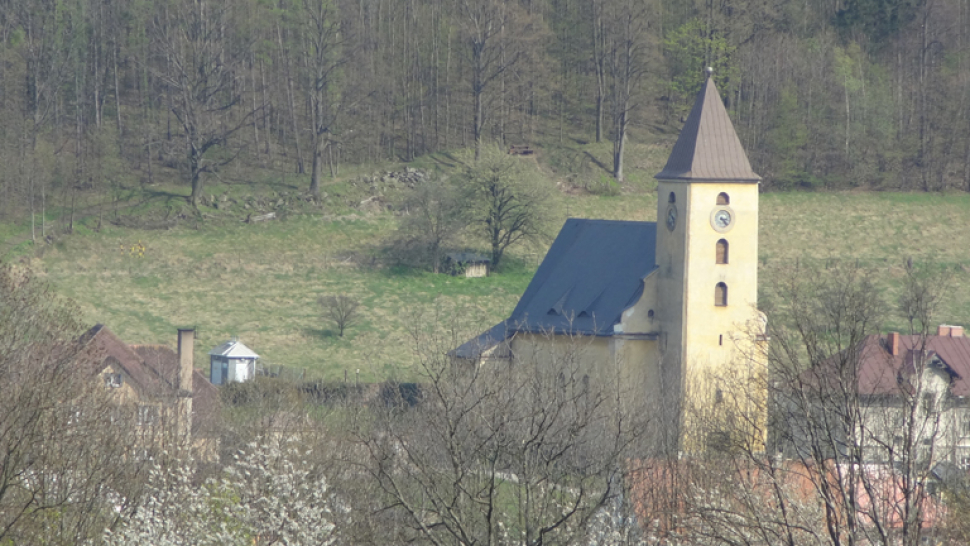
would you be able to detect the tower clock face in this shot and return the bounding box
[710,206,735,233]
[666,205,677,231]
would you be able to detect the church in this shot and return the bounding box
[454,73,768,453]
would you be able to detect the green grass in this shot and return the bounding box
[30,210,534,382]
[6,136,970,381]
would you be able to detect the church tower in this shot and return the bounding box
[653,71,764,452]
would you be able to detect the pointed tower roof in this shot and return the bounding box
[656,73,760,183]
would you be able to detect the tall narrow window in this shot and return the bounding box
[715,283,728,306]
[668,192,676,203]
[717,192,729,205]
[716,239,729,264]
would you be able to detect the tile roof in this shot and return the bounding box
[655,76,761,183]
[84,326,171,394]
[80,325,220,432]
[821,333,970,396]
[452,219,657,357]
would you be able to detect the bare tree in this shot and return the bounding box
[152,0,258,207]
[457,144,557,269]
[390,175,466,274]
[298,0,349,200]
[657,262,954,546]
[318,295,360,337]
[601,0,653,183]
[455,0,536,160]
[0,264,149,544]
[358,309,645,546]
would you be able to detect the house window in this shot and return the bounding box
[716,239,729,264]
[67,406,82,425]
[647,309,654,319]
[104,373,123,388]
[963,413,970,436]
[137,405,159,426]
[717,192,729,205]
[715,283,728,307]
[961,456,970,471]
[668,192,676,203]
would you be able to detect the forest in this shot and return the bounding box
[1,0,969,228]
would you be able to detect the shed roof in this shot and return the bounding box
[208,339,259,359]
[655,75,761,183]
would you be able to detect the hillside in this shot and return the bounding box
[10,141,970,381]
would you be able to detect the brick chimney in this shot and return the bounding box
[938,325,952,337]
[176,328,195,448]
[887,332,900,356]
[952,325,965,337]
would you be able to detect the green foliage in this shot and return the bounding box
[664,19,737,118]
[834,0,921,46]
[764,87,809,189]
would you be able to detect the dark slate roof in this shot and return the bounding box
[452,219,656,358]
[655,76,761,183]
[510,219,656,335]
[450,322,510,359]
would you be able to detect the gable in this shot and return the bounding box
[507,219,657,335]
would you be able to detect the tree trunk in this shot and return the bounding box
[614,113,626,182]
[190,147,203,206]
[474,61,484,161]
[310,131,324,199]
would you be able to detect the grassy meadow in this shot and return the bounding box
[5,139,970,381]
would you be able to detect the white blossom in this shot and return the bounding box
[104,443,337,546]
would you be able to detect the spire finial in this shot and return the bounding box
[705,66,714,78]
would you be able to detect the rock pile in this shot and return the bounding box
[353,167,429,193]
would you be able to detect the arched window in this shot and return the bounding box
[647,309,654,319]
[716,239,729,264]
[668,192,676,203]
[715,283,728,306]
[717,192,729,205]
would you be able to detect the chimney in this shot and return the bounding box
[887,332,900,356]
[177,328,195,393]
[951,326,965,337]
[176,328,194,449]
[938,325,952,337]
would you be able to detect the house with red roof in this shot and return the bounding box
[78,324,220,457]
[786,324,970,468]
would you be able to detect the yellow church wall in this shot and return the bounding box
[511,333,613,377]
[615,271,671,428]
[652,180,766,453]
[681,183,759,369]
[682,182,765,452]
[618,269,659,334]
[510,332,659,408]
